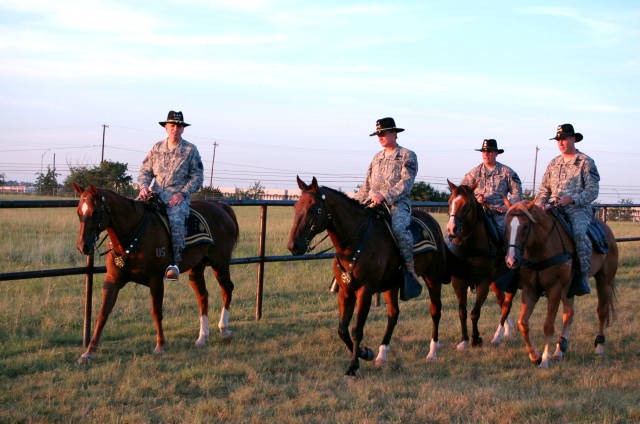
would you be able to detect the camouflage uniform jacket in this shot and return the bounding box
[138,138,204,202]
[535,150,600,207]
[354,146,417,208]
[461,162,522,210]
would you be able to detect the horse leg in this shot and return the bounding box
[188,264,210,347]
[346,289,374,376]
[470,281,491,347]
[211,263,235,342]
[539,289,562,368]
[518,288,541,365]
[149,280,166,355]
[552,296,574,361]
[375,289,399,367]
[337,288,357,367]
[78,282,121,364]
[424,277,443,361]
[491,284,515,345]
[452,277,470,350]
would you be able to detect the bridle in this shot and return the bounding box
[506,206,571,270]
[300,188,333,254]
[448,191,474,240]
[79,191,150,267]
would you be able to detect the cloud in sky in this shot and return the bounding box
[1,1,639,202]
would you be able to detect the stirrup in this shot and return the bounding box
[165,265,180,281]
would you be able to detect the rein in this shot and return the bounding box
[448,193,499,259]
[83,193,150,268]
[508,207,572,271]
[302,188,376,284]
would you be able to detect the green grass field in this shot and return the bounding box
[1,202,639,423]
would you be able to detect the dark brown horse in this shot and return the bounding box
[73,184,239,364]
[288,177,448,376]
[504,201,618,368]
[446,180,517,349]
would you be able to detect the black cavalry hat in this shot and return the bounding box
[475,139,504,154]
[159,110,191,127]
[550,123,582,142]
[369,117,405,136]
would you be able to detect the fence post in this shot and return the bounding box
[255,205,268,320]
[83,253,94,347]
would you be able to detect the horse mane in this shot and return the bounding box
[98,187,146,215]
[320,186,365,210]
[507,201,537,223]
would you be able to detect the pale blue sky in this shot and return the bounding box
[1,0,639,202]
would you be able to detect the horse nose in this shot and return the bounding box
[288,239,304,256]
[77,241,93,255]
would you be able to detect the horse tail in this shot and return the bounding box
[220,202,240,251]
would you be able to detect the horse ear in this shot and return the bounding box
[88,185,98,196]
[296,175,308,191]
[504,196,511,209]
[526,199,536,210]
[469,181,479,192]
[310,177,318,191]
[73,183,84,195]
[447,179,457,191]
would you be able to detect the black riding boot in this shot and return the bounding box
[495,269,520,293]
[567,274,591,298]
[400,269,422,301]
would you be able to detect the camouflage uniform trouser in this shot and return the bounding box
[565,205,594,277]
[160,192,190,264]
[390,202,414,271]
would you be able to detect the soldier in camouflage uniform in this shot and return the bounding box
[535,123,599,297]
[461,139,522,237]
[138,111,204,281]
[354,117,422,301]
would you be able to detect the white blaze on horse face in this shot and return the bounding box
[81,202,90,216]
[446,195,462,234]
[506,215,521,263]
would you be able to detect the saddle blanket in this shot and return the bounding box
[552,209,609,254]
[384,216,439,255]
[159,208,214,248]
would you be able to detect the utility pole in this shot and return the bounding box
[532,146,540,195]
[101,124,109,163]
[209,141,218,188]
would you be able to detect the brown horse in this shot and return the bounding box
[73,184,239,364]
[446,180,516,349]
[288,177,448,376]
[504,201,618,368]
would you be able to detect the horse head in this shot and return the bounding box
[73,183,110,255]
[504,200,538,269]
[446,179,480,238]
[288,176,331,255]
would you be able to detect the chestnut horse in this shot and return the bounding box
[73,184,239,364]
[504,201,618,368]
[446,180,516,349]
[288,177,448,376]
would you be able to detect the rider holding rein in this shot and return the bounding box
[354,117,422,301]
[535,123,600,297]
[137,110,204,281]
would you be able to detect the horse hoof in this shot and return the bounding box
[472,337,483,348]
[359,347,375,361]
[344,369,357,377]
[221,332,233,344]
[375,358,387,367]
[154,346,166,355]
[194,335,208,348]
[456,340,468,351]
[594,345,605,356]
[77,354,93,365]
